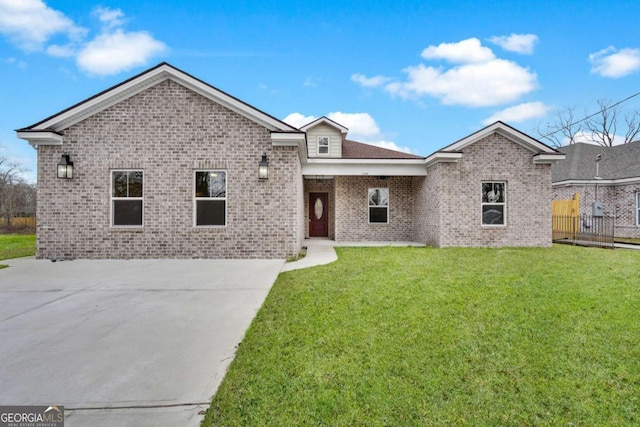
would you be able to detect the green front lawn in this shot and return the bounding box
[0,234,36,268]
[204,245,640,426]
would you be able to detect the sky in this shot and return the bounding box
[1,0,640,183]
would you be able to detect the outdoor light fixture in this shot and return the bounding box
[258,153,269,179]
[57,154,74,179]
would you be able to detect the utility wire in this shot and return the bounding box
[541,90,640,138]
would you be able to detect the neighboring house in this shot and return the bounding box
[17,63,564,259]
[552,141,640,238]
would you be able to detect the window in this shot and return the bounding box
[195,171,226,226]
[111,170,143,226]
[369,188,389,224]
[317,136,329,154]
[637,192,640,226]
[482,182,506,226]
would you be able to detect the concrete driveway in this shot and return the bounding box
[0,256,284,426]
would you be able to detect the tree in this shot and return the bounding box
[534,107,582,148]
[535,100,640,147]
[0,154,35,229]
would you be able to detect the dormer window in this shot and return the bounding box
[317,136,329,155]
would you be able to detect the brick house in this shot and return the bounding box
[552,142,640,238]
[17,63,564,259]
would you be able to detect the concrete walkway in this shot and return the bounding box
[282,239,425,272]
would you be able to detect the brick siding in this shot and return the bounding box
[553,183,640,238]
[334,176,415,242]
[418,133,552,247]
[36,80,302,259]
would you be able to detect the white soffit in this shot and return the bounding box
[16,131,63,147]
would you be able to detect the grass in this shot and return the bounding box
[0,234,36,268]
[203,245,640,426]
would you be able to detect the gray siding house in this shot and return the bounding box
[18,63,564,259]
[552,141,640,238]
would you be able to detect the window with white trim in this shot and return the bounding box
[482,182,506,226]
[111,170,143,227]
[368,188,389,224]
[636,192,640,226]
[317,136,329,154]
[195,170,227,226]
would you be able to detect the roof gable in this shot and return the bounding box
[19,62,299,133]
[441,121,561,154]
[299,116,348,134]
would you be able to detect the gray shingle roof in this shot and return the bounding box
[552,141,640,181]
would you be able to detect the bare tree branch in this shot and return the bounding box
[534,107,582,148]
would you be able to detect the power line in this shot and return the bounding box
[541,90,640,138]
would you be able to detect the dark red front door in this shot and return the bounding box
[309,193,328,237]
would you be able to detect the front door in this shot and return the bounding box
[309,193,328,237]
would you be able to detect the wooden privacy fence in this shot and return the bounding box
[552,193,580,241]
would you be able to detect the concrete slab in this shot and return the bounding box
[281,239,425,272]
[0,257,284,427]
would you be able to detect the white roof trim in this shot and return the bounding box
[424,151,463,167]
[17,131,63,147]
[553,177,640,186]
[533,153,565,164]
[300,116,349,134]
[25,63,298,133]
[444,121,558,154]
[303,158,426,176]
[271,132,305,146]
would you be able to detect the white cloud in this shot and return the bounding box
[283,113,316,128]
[589,46,640,78]
[46,44,75,58]
[77,29,167,76]
[351,73,391,87]
[482,101,549,125]
[386,60,537,107]
[421,38,495,63]
[0,0,86,50]
[92,6,126,30]
[0,1,167,76]
[326,112,380,137]
[356,38,538,108]
[488,34,538,54]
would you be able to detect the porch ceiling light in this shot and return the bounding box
[57,154,74,179]
[258,153,269,180]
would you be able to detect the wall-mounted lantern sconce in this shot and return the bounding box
[258,153,269,180]
[57,154,74,179]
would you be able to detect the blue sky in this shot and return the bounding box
[2,0,640,182]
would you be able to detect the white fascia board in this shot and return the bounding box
[303,159,427,176]
[17,131,63,147]
[424,152,463,167]
[31,65,296,133]
[533,153,566,164]
[552,177,640,187]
